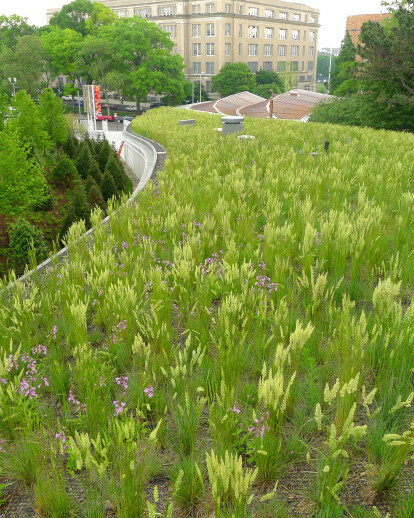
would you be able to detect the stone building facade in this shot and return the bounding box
[47,0,320,93]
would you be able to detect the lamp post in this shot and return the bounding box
[8,77,16,97]
[77,89,82,122]
[199,72,204,102]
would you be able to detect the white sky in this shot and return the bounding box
[1,0,388,48]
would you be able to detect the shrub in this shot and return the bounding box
[72,180,91,225]
[88,182,107,211]
[105,154,128,191]
[59,209,77,243]
[8,218,49,275]
[75,142,92,179]
[51,154,78,182]
[89,159,103,184]
[61,133,78,159]
[100,171,117,202]
[97,139,111,171]
[33,185,54,211]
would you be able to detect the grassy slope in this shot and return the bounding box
[0,109,413,517]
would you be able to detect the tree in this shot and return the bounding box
[317,53,336,81]
[255,69,283,88]
[10,91,50,152]
[51,154,78,182]
[212,63,256,97]
[329,31,357,95]
[105,153,127,191]
[359,2,414,100]
[75,142,93,179]
[38,88,68,152]
[253,83,284,98]
[8,218,48,275]
[41,27,83,110]
[0,130,47,215]
[89,159,103,184]
[100,170,117,201]
[98,17,186,112]
[71,179,91,225]
[84,2,116,35]
[49,0,94,36]
[87,178,107,210]
[0,15,35,50]
[0,35,45,97]
[97,139,111,171]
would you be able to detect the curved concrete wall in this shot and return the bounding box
[5,125,163,292]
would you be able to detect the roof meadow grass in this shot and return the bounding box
[0,109,413,516]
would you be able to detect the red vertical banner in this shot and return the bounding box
[94,85,101,115]
[117,141,124,157]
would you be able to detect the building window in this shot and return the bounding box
[292,30,300,40]
[308,47,314,57]
[247,61,258,73]
[263,61,273,70]
[309,31,315,42]
[279,11,287,20]
[238,43,242,55]
[225,3,231,12]
[299,75,306,81]
[192,4,201,13]
[279,28,287,40]
[248,25,258,38]
[239,5,243,14]
[307,74,313,81]
[225,23,231,37]
[239,24,242,37]
[138,8,150,17]
[248,7,258,16]
[206,42,215,56]
[311,15,316,23]
[206,62,215,74]
[225,42,231,56]
[206,3,215,13]
[264,27,274,39]
[304,84,310,91]
[206,23,215,36]
[193,43,201,56]
[278,45,287,56]
[248,43,258,56]
[291,45,299,56]
[162,25,176,37]
[302,61,305,71]
[162,6,172,16]
[192,24,201,37]
[172,44,178,54]
[277,61,286,72]
[263,44,273,56]
[291,61,298,71]
[206,80,212,92]
[264,9,274,18]
[308,60,314,70]
[193,61,201,74]
[293,13,300,21]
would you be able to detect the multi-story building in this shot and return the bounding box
[47,0,320,93]
[346,14,388,47]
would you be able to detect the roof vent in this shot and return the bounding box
[289,92,299,97]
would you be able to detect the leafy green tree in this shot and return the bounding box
[10,91,50,152]
[212,63,256,97]
[253,83,284,98]
[49,0,94,36]
[0,15,35,50]
[359,1,414,100]
[41,27,83,110]
[98,17,186,112]
[84,2,116,35]
[329,31,357,95]
[38,88,68,152]
[100,170,117,202]
[76,142,92,179]
[8,218,49,275]
[255,69,283,88]
[0,130,47,215]
[0,35,45,97]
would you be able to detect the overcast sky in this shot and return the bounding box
[1,0,388,48]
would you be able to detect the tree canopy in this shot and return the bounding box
[212,63,256,97]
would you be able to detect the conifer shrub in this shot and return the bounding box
[51,154,78,182]
[97,139,111,171]
[75,143,92,179]
[89,159,103,184]
[8,218,49,275]
[105,154,128,191]
[62,133,78,159]
[100,171,117,202]
[59,209,77,244]
[88,182,107,211]
[72,180,91,226]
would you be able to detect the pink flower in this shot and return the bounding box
[144,385,154,398]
